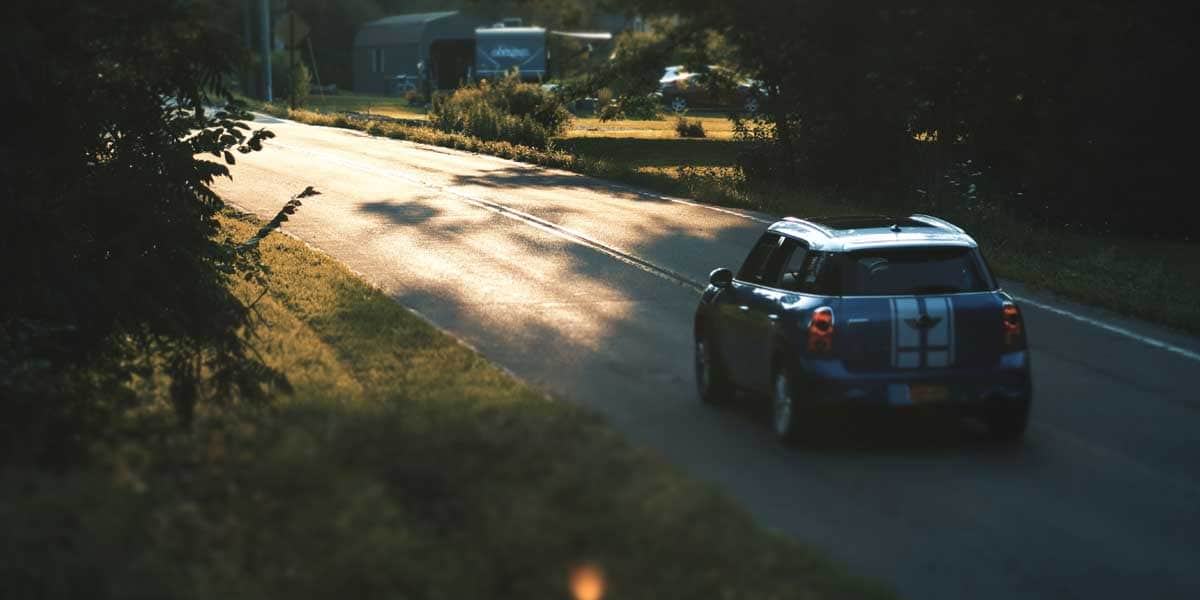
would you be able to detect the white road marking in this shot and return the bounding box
[1011,295,1200,363]
[269,141,705,293]
[259,119,1200,363]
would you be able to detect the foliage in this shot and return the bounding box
[0,0,282,465]
[607,0,1200,239]
[270,50,312,107]
[675,116,707,138]
[596,85,663,122]
[428,70,572,148]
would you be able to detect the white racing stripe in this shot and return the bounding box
[1011,295,1200,363]
[269,141,706,293]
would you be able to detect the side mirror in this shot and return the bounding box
[709,268,733,288]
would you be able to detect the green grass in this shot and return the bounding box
[0,211,894,600]
[555,137,740,171]
[249,101,1200,336]
[568,112,739,140]
[299,90,427,120]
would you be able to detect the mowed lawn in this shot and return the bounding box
[0,209,894,600]
[567,111,740,140]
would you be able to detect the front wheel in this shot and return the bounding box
[670,96,688,113]
[695,337,732,405]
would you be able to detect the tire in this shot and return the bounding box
[771,368,809,444]
[985,399,1030,443]
[670,96,688,113]
[743,96,760,114]
[695,335,732,405]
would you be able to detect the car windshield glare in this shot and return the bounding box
[837,246,990,296]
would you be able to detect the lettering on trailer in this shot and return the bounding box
[891,297,955,368]
[489,45,532,59]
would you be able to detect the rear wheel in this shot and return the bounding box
[742,96,760,114]
[670,96,688,113]
[984,399,1030,443]
[771,369,809,444]
[695,336,732,404]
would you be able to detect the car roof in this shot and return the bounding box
[767,214,978,252]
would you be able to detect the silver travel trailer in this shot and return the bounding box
[474,26,547,82]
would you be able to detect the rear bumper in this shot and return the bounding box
[791,351,1032,410]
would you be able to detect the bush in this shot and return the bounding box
[675,116,706,138]
[271,50,311,107]
[620,94,663,120]
[1,0,284,466]
[599,95,664,122]
[428,70,571,149]
[403,88,426,106]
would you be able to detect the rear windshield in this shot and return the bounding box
[834,246,992,296]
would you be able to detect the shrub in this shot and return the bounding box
[2,0,284,466]
[620,94,663,120]
[597,100,624,121]
[271,50,311,107]
[403,88,426,106]
[428,70,571,149]
[675,116,706,138]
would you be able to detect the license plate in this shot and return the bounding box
[909,384,949,404]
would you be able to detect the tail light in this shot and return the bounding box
[807,307,835,354]
[1002,301,1025,351]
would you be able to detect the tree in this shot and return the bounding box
[609,0,1200,238]
[0,0,283,465]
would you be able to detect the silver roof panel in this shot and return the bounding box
[767,216,978,252]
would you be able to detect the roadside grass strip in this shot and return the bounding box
[253,101,1200,336]
[0,211,894,600]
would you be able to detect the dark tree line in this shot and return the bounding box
[613,1,1200,239]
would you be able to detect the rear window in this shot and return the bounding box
[834,246,992,296]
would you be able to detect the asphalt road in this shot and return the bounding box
[211,114,1200,600]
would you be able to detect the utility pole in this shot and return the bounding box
[260,0,272,102]
[289,2,295,109]
[242,0,253,95]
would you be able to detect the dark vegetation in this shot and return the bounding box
[675,116,707,138]
[429,71,572,148]
[607,1,1200,241]
[1,0,282,465]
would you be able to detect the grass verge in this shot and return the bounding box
[0,211,893,599]
[250,101,1200,336]
[300,90,427,120]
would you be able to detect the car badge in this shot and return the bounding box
[904,314,943,331]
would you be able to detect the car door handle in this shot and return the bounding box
[767,313,779,321]
[738,305,750,311]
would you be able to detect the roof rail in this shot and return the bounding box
[781,216,833,237]
[909,214,965,234]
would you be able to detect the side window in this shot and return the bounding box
[776,246,842,295]
[775,240,810,291]
[737,233,783,283]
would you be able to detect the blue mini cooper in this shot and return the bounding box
[694,215,1032,443]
